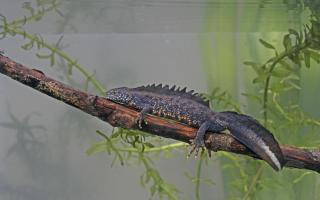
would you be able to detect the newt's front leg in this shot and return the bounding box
[136,107,153,128]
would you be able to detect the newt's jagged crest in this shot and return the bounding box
[134,83,210,107]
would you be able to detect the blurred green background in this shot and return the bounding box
[0,0,319,199]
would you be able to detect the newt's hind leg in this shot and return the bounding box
[189,121,225,157]
[136,106,153,128]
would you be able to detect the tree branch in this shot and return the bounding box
[0,54,319,173]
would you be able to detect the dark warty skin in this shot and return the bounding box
[106,84,285,171]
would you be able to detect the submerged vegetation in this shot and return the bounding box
[1,1,320,200]
[201,2,320,200]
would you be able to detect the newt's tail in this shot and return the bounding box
[218,111,285,171]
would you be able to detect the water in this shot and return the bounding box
[0,0,318,200]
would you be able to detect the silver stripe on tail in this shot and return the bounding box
[257,138,282,170]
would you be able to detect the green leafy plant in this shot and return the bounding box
[223,5,320,200]
[87,129,182,200]
[0,1,183,199]
[0,0,105,94]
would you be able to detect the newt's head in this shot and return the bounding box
[106,87,132,105]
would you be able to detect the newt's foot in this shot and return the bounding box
[188,137,206,158]
[136,114,147,129]
[87,95,98,106]
[136,107,152,129]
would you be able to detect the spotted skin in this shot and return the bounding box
[106,84,285,171]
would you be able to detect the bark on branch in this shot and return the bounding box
[0,54,319,173]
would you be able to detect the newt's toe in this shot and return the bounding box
[188,138,206,158]
[136,114,146,129]
[136,117,142,129]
